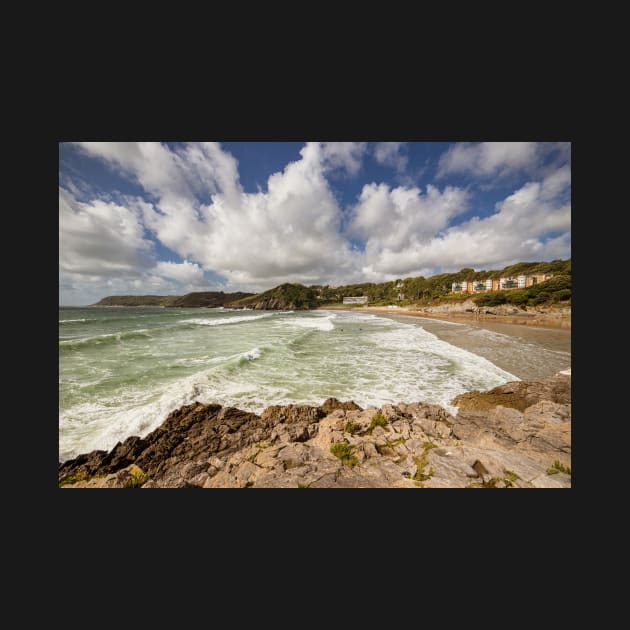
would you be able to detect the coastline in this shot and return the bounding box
[323,304,571,330]
[326,306,571,382]
[59,372,572,488]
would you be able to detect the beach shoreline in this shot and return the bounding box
[321,305,571,330]
[326,306,571,382]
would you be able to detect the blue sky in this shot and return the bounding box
[59,142,571,305]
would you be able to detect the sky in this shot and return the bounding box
[59,141,571,305]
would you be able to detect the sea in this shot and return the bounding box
[58,306,571,462]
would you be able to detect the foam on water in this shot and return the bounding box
[280,313,337,331]
[181,313,276,326]
[59,306,558,462]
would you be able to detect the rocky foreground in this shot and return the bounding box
[59,373,571,488]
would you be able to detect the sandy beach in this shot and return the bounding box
[327,306,571,382]
[325,305,571,330]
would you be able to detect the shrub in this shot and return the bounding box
[547,460,571,476]
[368,412,387,433]
[125,470,148,488]
[330,442,358,467]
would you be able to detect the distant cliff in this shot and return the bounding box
[167,292,254,308]
[92,295,176,306]
[231,283,318,311]
[92,291,254,308]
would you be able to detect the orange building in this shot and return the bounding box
[451,273,553,294]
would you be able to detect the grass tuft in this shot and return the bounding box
[547,460,571,476]
[330,442,358,467]
[368,412,388,433]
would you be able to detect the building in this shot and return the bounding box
[524,273,553,286]
[343,296,368,304]
[499,276,519,289]
[451,273,554,294]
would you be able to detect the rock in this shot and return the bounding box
[208,456,225,470]
[320,398,362,414]
[59,374,571,488]
[261,404,325,425]
[276,443,312,469]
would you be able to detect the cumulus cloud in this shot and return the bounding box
[436,142,541,179]
[320,142,367,176]
[79,142,360,289]
[348,182,470,275]
[60,141,570,304]
[393,168,571,273]
[373,142,408,172]
[154,260,205,284]
[59,186,154,277]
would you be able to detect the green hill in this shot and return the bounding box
[231,283,318,310]
[92,291,253,308]
[92,259,570,310]
[91,295,177,306]
[313,259,571,307]
[167,291,254,308]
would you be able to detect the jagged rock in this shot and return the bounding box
[60,373,571,488]
[320,398,363,414]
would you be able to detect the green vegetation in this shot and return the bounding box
[413,443,437,487]
[96,259,570,311]
[168,291,253,308]
[59,472,87,486]
[368,412,388,433]
[473,274,571,308]
[125,470,147,488]
[467,470,521,488]
[92,291,254,308]
[547,460,571,476]
[504,470,520,487]
[92,295,177,306]
[344,420,361,435]
[256,442,272,449]
[233,283,318,309]
[313,258,570,307]
[330,442,358,467]
[297,483,310,488]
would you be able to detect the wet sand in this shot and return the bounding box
[345,305,570,330]
[329,309,571,382]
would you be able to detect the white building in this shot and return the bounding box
[343,296,368,304]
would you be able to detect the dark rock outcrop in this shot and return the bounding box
[60,373,571,489]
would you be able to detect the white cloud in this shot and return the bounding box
[373,142,408,172]
[320,142,367,175]
[59,186,154,277]
[154,260,205,284]
[60,142,571,303]
[348,182,470,274]
[436,142,541,179]
[80,142,360,289]
[344,166,570,279]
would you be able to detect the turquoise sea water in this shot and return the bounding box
[59,306,553,462]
